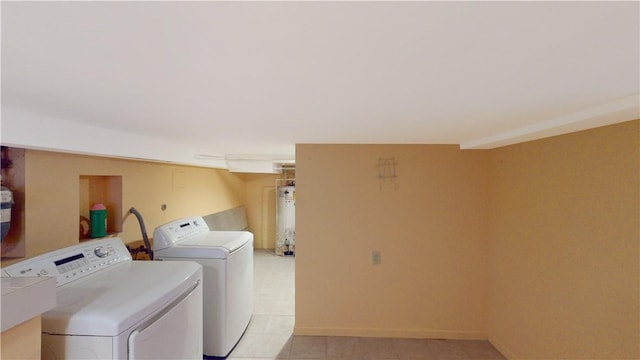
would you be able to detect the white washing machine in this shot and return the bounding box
[153,216,253,358]
[2,238,203,360]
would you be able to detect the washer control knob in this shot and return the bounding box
[94,246,109,258]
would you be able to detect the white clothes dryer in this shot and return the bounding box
[153,216,253,358]
[2,237,203,360]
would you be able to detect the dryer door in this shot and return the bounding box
[128,281,203,359]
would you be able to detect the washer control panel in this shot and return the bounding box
[153,216,210,250]
[3,238,132,287]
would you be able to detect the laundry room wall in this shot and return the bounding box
[244,173,278,249]
[486,120,639,359]
[294,120,639,359]
[295,144,489,339]
[1,149,247,265]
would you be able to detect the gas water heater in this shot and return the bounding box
[275,181,295,256]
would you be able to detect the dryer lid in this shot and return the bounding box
[154,231,253,259]
[42,261,202,337]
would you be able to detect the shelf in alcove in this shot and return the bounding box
[79,232,120,242]
[79,175,123,241]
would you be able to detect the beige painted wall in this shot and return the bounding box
[295,122,639,358]
[245,173,278,249]
[1,149,246,265]
[295,144,489,338]
[487,120,639,359]
[0,316,41,360]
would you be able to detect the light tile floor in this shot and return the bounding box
[228,250,506,360]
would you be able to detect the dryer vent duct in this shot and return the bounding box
[129,207,153,260]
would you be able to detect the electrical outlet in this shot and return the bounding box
[371,250,381,265]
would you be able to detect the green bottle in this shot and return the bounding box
[90,203,107,238]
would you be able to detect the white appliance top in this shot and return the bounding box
[153,216,253,259]
[2,238,202,337]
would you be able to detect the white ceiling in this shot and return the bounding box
[2,1,639,172]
